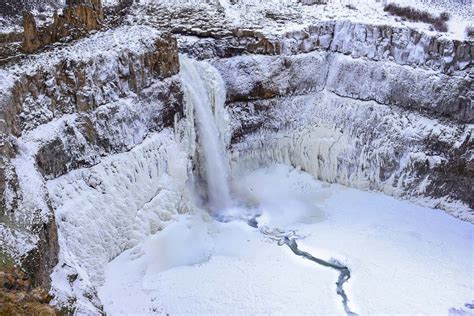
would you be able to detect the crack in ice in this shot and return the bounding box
[261,226,357,315]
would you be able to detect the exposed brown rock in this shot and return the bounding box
[21,216,59,289]
[4,32,181,138]
[0,267,57,316]
[22,12,42,53]
[0,138,18,216]
[146,33,181,78]
[22,0,104,53]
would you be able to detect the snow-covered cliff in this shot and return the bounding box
[0,0,472,313]
[0,25,185,312]
[210,51,472,219]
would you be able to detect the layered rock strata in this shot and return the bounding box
[208,41,472,220]
[0,26,182,304]
[0,2,472,312]
[23,0,104,53]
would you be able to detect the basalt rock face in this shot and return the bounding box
[130,0,470,78]
[0,1,473,312]
[212,52,471,121]
[0,26,183,302]
[164,4,472,218]
[3,28,179,137]
[227,90,473,219]
[179,20,472,76]
[22,0,104,53]
[208,40,473,220]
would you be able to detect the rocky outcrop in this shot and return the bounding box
[22,0,104,53]
[22,12,42,53]
[324,54,472,121]
[180,20,472,76]
[229,92,474,220]
[213,53,328,102]
[213,52,472,122]
[150,0,467,76]
[33,77,183,180]
[0,267,57,315]
[21,216,59,289]
[3,26,179,137]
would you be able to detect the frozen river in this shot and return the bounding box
[99,164,473,315]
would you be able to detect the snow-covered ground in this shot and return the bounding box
[132,0,472,40]
[98,164,473,315]
[1,0,471,40]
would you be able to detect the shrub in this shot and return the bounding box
[0,1,27,17]
[0,0,61,17]
[383,3,448,32]
[440,12,450,21]
[466,26,474,38]
[432,19,448,32]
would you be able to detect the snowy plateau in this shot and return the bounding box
[0,0,473,315]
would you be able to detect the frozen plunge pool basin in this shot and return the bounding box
[99,164,473,315]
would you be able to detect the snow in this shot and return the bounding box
[131,0,472,40]
[99,213,344,315]
[48,129,193,312]
[0,70,16,93]
[228,87,473,220]
[10,147,51,223]
[0,224,38,260]
[5,25,162,76]
[98,163,473,315]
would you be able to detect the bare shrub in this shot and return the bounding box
[0,0,27,17]
[0,0,62,17]
[466,26,474,38]
[432,19,448,32]
[440,12,450,21]
[383,3,449,32]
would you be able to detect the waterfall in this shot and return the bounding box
[180,56,232,213]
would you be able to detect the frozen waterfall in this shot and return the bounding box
[180,56,232,213]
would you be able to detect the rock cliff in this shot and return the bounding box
[0,26,182,311]
[22,0,104,53]
[0,0,472,313]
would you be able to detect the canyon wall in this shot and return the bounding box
[177,19,472,216]
[0,25,185,312]
[201,20,473,219]
[0,6,472,312]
